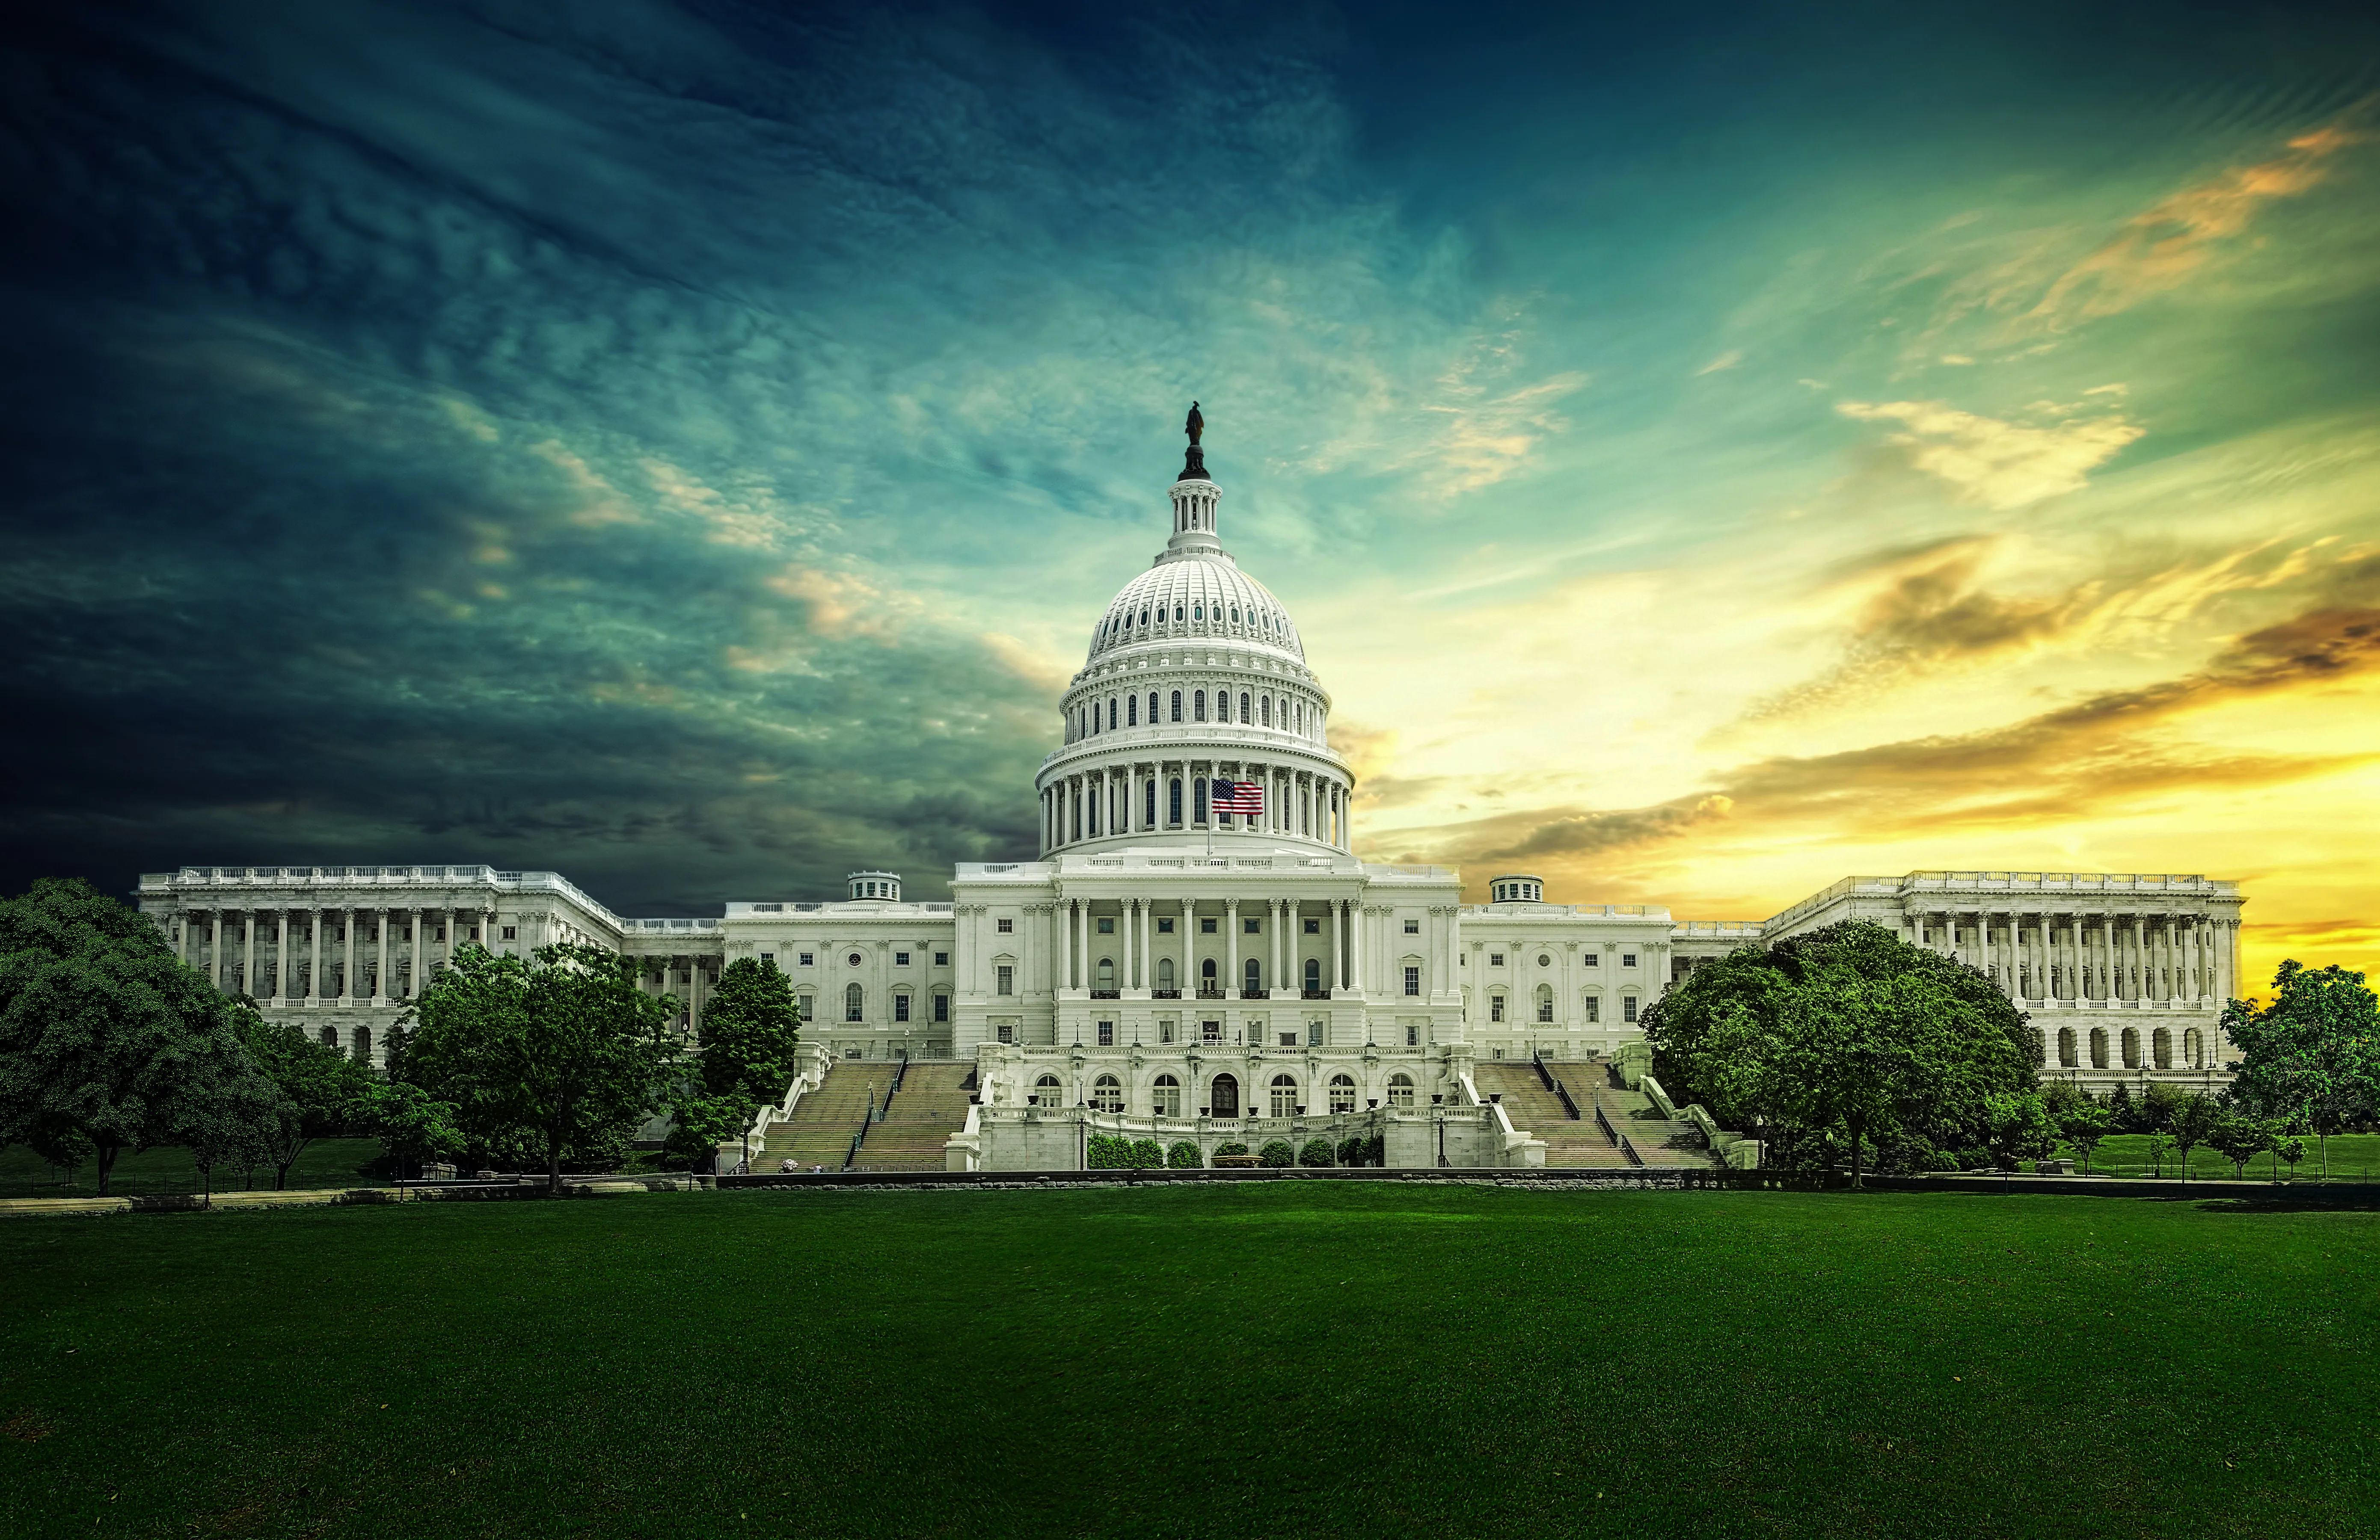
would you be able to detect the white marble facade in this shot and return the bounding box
[138,441,2246,1164]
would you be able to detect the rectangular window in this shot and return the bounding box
[997,1023,1015,1044]
[1623,953,1638,968]
[760,952,774,962]
[1490,953,1504,967]
[1582,952,1598,968]
[501,925,516,940]
[1279,1032,1297,1048]
[1243,918,1260,934]
[934,951,948,966]
[1623,996,1639,1024]
[1585,997,1599,1023]
[996,965,1015,996]
[799,952,815,966]
[1097,1022,1114,1046]
[1098,918,1114,934]
[1490,995,1505,1022]
[798,994,814,1019]
[894,995,911,1022]
[1201,918,1217,934]
[1157,918,1175,934]
[895,951,911,966]
[1406,1023,1420,1046]
[1403,966,1421,997]
[1202,1019,1221,1044]
[1303,918,1319,933]
[997,918,1014,933]
[1160,1019,1176,1044]
[1404,919,1419,934]
[933,994,949,1023]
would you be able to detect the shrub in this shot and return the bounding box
[1297,1138,1334,1167]
[1257,1139,1296,1168]
[1086,1133,1131,1169]
[1336,1135,1367,1167]
[1212,1141,1249,1164]
[1128,1137,1165,1168]
[1166,1140,1202,1169]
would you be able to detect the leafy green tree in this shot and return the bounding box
[2144,1131,2173,1178]
[2273,1134,2305,1182]
[1128,1137,1164,1168]
[1644,922,2037,1186]
[2224,960,2380,1179]
[356,1078,465,1179]
[400,942,683,1192]
[2169,1093,2218,1181]
[1297,1137,1334,1167]
[1166,1140,1202,1169]
[2207,1111,2271,1181]
[1985,1091,2060,1170]
[677,957,804,1170]
[2060,1097,2114,1174]
[0,878,249,1195]
[171,1009,282,1203]
[2107,1081,2142,1133]
[2141,1081,2187,1133]
[239,1015,371,1189]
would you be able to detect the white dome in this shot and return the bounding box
[1086,551,1305,665]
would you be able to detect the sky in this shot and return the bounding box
[2,1,2377,990]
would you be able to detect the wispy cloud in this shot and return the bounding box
[1836,398,2144,507]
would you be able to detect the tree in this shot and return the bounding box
[170,1007,282,1203]
[2060,1097,2114,1175]
[400,942,683,1193]
[2273,1134,2305,1183]
[0,878,249,1195]
[2206,1110,2270,1181]
[2145,1131,2173,1178]
[2169,1093,2218,1182]
[1985,1091,2060,1171]
[240,1014,371,1189]
[356,1078,464,1180]
[675,957,803,1171]
[2224,960,2380,1179]
[1644,921,2037,1185]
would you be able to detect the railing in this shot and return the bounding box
[1531,1052,1582,1120]
[1197,988,1226,999]
[1240,989,1269,999]
[1619,1132,1645,1167]
[1152,989,1181,999]
[842,1128,866,1170]
[1090,989,1120,999]
[1302,989,1332,999]
[1594,1098,1622,1148]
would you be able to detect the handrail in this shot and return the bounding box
[1530,1052,1555,1093]
[1619,1132,1645,1167]
[842,1128,865,1170]
[1594,1099,1621,1147]
[1553,1078,1581,1120]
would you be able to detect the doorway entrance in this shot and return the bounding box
[1209,1072,1240,1118]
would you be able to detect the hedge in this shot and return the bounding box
[1166,1140,1202,1169]
[1257,1140,1296,1168]
[1297,1138,1334,1167]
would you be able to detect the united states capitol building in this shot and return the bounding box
[139,418,2249,1169]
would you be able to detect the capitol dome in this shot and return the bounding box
[1034,412,1353,857]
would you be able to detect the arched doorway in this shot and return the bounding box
[1304,957,1321,994]
[1208,1073,1239,1118]
[2058,1027,2077,1068]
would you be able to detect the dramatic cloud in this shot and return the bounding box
[1834,399,2144,508]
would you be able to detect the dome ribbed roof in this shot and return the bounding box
[1085,552,1305,664]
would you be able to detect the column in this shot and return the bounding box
[1350,900,1365,995]
[406,909,421,999]
[1140,896,1152,989]
[1273,898,1286,992]
[272,909,288,1003]
[1331,899,1344,992]
[1058,897,1072,992]
[374,908,390,1003]
[307,908,322,1003]
[1182,896,1195,998]
[1226,898,1240,995]
[241,909,256,1000]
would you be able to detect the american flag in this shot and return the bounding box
[1210,778,1264,814]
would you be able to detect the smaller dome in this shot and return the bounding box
[1089,556,1304,665]
[1488,874,1544,903]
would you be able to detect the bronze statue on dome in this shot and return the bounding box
[1185,400,1203,446]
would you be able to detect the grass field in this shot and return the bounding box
[2055,1132,2380,1182]
[4,1185,2375,1539]
[0,1138,390,1199]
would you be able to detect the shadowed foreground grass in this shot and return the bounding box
[0,1138,389,1199]
[3,1184,2374,1539]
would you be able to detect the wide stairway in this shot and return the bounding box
[754,1063,881,1170]
[848,1063,976,1171]
[1470,1060,1631,1167]
[1540,1063,1711,1168]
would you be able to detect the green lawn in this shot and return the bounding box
[2055,1132,2380,1182]
[4,1185,2374,1539]
[0,1138,389,1199]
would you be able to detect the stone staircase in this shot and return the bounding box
[1529,1061,1715,1168]
[1470,1060,1632,1168]
[849,1063,976,1171]
[754,1063,881,1170]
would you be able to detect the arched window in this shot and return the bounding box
[1152,1075,1182,1117]
[1231,605,1240,623]
[1328,1074,1356,1114]
[1091,1075,1123,1113]
[2121,1027,2140,1069]
[1033,1074,1063,1108]
[1096,957,1116,991]
[1174,605,1184,622]
[1244,957,1262,994]
[1536,984,1555,1023]
[2057,1027,2077,1068]
[1107,697,1118,731]
[1147,691,1158,724]
[1269,1074,1299,1117]
[2184,1026,2203,1069]
[1157,957,1176,989]
[1386,1073,1415,1108]
[845,983,864,1022]
[1194,779,1208,822]
[2089,1027,2108,1069]
[1239,691,1251,723]
[1209,1073,1240,1117]
[1170,690,1183,723]
[2152,1027,2172,1070]
[320,1026,338,1048]
[1144,778,1156,826]
[1193,689,1207,722]
[1194,604,1204,620]
[1304,957,1321,995]
[1169,777,1183,823]
[1139,608,1148,625]
[353,1026,371,1065]
[1261,696,1271,726]
[1127,695,1137,726]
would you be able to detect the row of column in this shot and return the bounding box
[1917,910,2235,1005]
[177,904,497,1003]
[1053,896,1365,994]
[1043,759,1347,851]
